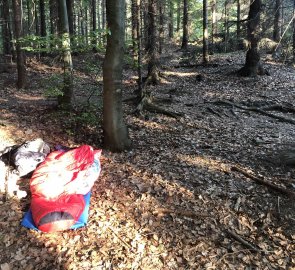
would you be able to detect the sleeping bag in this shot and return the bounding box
[29,145,101,232]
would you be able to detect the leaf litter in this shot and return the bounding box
[0,49,294,269]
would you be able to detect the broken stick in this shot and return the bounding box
[231,166,295,198]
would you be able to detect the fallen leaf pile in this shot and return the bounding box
[0,48,294,269]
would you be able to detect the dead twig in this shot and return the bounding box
[153,208,210,219]
[224,229,261,253]
[231,165,295,198]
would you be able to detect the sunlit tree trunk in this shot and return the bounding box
[12,0,26,88]
[239,0,266,76]
[181,0,188,50]
[103,0,131,152]
[273,0,281,42]
[203,0,209,63]
[58,0,74,106]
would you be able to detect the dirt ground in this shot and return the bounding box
[0,48,294,270]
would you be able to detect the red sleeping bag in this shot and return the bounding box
[30,145,101,232]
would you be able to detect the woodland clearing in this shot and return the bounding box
[0,47,294,270]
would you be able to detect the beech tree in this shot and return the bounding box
[103,0,131,152]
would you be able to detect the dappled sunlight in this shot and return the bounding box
[162,70,198,78]
[177,153,231,173]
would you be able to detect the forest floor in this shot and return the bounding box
[0,45,295,270]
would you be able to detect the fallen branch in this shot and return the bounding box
[225,229,261,253]
[153,208,210,219]
[231,165,295,198]
[212,100,295,125]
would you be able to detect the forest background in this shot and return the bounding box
[0,0,295,269]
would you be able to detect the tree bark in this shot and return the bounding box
[92,0,97,50]
[293,0,295,62]
[58,0,74,106]
[146,0,159,83]
[2,0,12,55]
[103,0,131,152]
[39,0,47,55]
[159,0,164,54]
[203,0,209,63]
[238,0,265,77]
[49,0,59,35]
[131,0,138,59]
[211,0,217,48]
[181,0,188,50]
[273,0,281,42]
[12,0,26,88]
[176,0,180,33]
[236,0,241,49]
[168,0,174,39]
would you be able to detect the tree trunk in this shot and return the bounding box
[58,0,74,106]
[103,0,131,152]
[176,0,180,33]
[101,0,106,43]
[66,0,74,36]
[131,0,138,59]
[92,0,97,50]
[39,0,47,55]
[293,0,295,62]
[27,0,32,34]
[49,0,59,35]
[181,0,188,50]
[2,0,12,55]
[273,0,281,42]
[12,0,26,88]
[239,0,265,77]
[203,0,209,63]
[35,1,40,36]
[158,0,164,54]
[136,0,142,95]
[211,0,217,49]
[168,0,174,39]
[237,0,241,49]
[146,0,159,83]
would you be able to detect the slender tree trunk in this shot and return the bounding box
[12,0,26,88]
[101,0,106,43]
[239,0,266,76]
[203,0,209,63]
[49,0,58,35]
[39,0,47,55]
[273,0,281,42]
[92,0,97,50]
[27,0,32,34]
[103,0,131,152]
[85,8,89,45]
[181,0,188,50]
[237,0,241,48]
[176,0,180,33]
[58,0,74,106]
[211,0,217,48]
[35,1,39,36]
[224,0,229,52]
[293,0,295,62]
[147,0,159,83]
[2,0,12,55]
[67,0,74,36]
[159,0,164,54]
[136,0,142,95]
[131,0,138,59]
[168,0,174,39]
